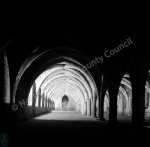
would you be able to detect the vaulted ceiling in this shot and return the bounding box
[28,61,97,106]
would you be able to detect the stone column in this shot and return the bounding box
[147,93,150,117]
[4,51,10,104]
[53,101,55,110]
[118,95,122,115]
[99,79,107,121]
[42,94,45,107]
[108,87,118,125]
[51,101,55,110]
[81,101,85,114]
[105,67,123,126]
[3,51,10,120]
[49,99,51,108]
[32,82,36,107]
[38,88,41,107]
[125,94,131,116]
[97,95,100,119]
[76,100,80,112]
[91,96,96,118]
[83,100,87,115]
[118,94,124,115]
[131,70,146,126]
[128,94,132,116]
[127,93,132,116]
[87,98,91,116]
[96,76,107,121]
[47,98,49,107]
[47,99,50,107]
[78,101,82,113]
[45,96,47,107]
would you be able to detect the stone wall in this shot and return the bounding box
[11,106,52,121]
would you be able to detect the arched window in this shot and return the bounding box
[62,95,69,108]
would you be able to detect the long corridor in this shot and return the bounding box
[8,111,149,147]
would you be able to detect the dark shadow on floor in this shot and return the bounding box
[2,111,150,147]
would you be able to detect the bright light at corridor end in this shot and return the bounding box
[28,60,98,114]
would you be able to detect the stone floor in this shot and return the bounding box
[4,111,150,146]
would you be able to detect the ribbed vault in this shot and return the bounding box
[28,60,97,113]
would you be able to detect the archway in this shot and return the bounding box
[13,47,101,120]
[103,90,109,120]
[27,59,98,116]
[117,73,132,123]
[62,95,69,108]
[103,73,132,122]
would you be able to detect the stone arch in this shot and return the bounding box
[13,46,102,119]
[62,95,69,108]
[117,73,132,117]
[27,58,98,116]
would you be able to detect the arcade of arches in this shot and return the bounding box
[2,46,150,126]
[27,59,98,116]
[1,6,150,146]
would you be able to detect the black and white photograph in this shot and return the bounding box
[1,3,150,147]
